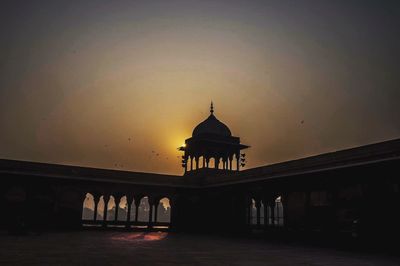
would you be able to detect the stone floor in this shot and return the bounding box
[0,231,399,265]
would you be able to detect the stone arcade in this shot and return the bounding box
[1,104,400,246]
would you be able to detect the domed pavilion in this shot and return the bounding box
[179,102,249,174]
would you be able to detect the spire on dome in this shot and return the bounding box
[210,101,214,114]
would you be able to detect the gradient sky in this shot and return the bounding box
[1,0,399,175]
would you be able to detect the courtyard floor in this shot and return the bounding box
[0,231,399,265]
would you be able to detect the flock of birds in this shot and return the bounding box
[102,136,179,169]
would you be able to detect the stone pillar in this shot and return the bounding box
[169,197,176,230]
[114,197,120,222]
[281,194,287,228]
[126,196,133,228]
[202,156,206,168]
[154,201,159,223]
[206,157,210,168]
[236,155,240,171]
[93,196,98,221]
[269,203,275,227]
[148,201,154,228]
[134,197,140,223]
[190,157,193,171]
[256,200,261,226]
[195,157,199,170]
[184,156,188,173]
[262,198,268,229]
[102,195,110,227]
[215,158,219,169]
[229,158,233,171]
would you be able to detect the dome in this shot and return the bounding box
[192,103,232,137]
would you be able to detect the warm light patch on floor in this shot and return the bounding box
[110,232,168,242]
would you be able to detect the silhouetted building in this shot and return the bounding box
[1,105,400,250]
[180,103,249,175]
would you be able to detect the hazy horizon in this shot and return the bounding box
[1,1,399,175]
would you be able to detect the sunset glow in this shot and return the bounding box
[1,1,399,175]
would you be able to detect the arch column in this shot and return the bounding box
[154,199,160,224]
[215,157,220,169]
[125,195,133,228]
[281,194,287,228]
[93,195,99,221]
[247,198,252,225]
[134,196,141,223]
[236,153,240,171]
[262,198,268,229]
[114,197,120,222]
[148,197,155,228]
[269,202,275,227]
[256,200,261,226]
[102,195,110,228]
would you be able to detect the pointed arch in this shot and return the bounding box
[117,196,128,221]
[157,197,171,223]
[275,196,284,226]
[138,196,150,222]
[250,198,257,225]
[82,193,95,220]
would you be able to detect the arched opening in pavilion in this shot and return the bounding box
[199,156,204,169]
[130,198,136,222]
[138,196,150,222]
[274,196,284,226]
[157,197,171,223]
[260,200,265,225]
[117,196,128,221]
[82,193,95,220]
[106,196,116,221]
[250,198,257,225]
[209,158,216,169]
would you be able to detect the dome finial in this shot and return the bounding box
[210,101,214,114]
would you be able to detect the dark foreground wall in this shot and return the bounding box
[1,151,399,249]
[184,158,400,247]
